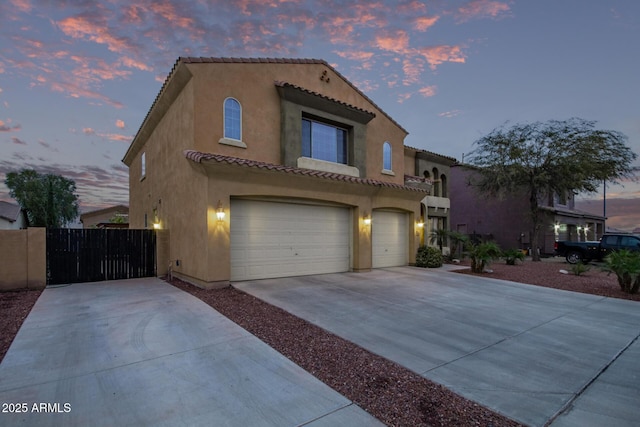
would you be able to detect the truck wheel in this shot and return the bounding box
[566,251,582,264]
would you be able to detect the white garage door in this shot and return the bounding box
[230,200,351,281]
[372,210,408,268]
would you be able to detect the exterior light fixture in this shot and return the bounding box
[153,222,161,229]
[417,219,424,228]
[216,200,226,221]
[363,213,371,226]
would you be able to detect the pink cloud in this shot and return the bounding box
[402,59,424,85]
[456,0,511,23]
[375,30,410,54]
[397,93,412,103]
[438,110,462,118]
[0,119,21,132]
[12,0,32,13]
[100,133,132,142]
[334,51,374,62]
[116,120,125,129]
[419,45,466,70]
[120,56,152,72]
[57,15,131,53]
[83,128,95,135]
[418,85,437,97]
[414,15,439,31]
[11,137,27,145]
[149,1,193,29]
[50,81,124,108]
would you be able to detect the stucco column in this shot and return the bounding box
[353,205,372,272]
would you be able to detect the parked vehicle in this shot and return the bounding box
[554,233,640,264]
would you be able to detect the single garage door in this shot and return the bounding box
[372,210,408,268]
[230,199,351,281]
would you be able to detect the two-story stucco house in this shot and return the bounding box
[449,164,605,255]
[404,147,457,253]
[123,57,429,287]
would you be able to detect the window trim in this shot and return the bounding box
[220,97,246,148]
[140,152,146,181]
[302,117,349,165]
[382,141,394,175]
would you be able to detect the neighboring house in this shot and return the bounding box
[0,201,26,230]
[80,205,129,229]
[450,164,605,255]
[122,57,429,287]
[404,147,457,253]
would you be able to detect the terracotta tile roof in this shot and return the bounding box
[405,145,458,163]
[274,80,375,117]
[184,150,427,193]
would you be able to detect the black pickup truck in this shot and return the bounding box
[555,233,640,264]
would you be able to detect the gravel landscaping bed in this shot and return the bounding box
[455,257,640,301]
[0,289,42,363]
[1,258,636,426]
[168,277,523,427]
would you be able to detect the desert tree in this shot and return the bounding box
[5,169,80,228]
[466,118,636,261]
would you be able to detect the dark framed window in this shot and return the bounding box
[302,118,347,164]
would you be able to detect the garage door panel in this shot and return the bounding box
[231,200,351,281]
[372,211,408,268]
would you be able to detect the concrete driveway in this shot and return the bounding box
[235,266,640,427]
[0,278,380,427]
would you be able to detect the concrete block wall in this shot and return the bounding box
[0,228,46,291]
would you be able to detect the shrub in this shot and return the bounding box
[416,246,443,268]
[602,250,640,294]
[502,248,525,265]
[465,241,501,273]
[570,262,591,276]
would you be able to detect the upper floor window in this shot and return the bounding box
[141,152,146,180]
[302,118,347,164]
[382,142,392,171]
[224,98,241,141]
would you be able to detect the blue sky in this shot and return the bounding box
[1,0,638,229]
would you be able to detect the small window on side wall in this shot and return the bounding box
[382,142,394,175]
[141,152,146,180]
[224,98,241,140]
[219,98,246,148]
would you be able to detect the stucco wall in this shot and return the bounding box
[164,162,424,287]
[0,228,46,290]
[449,165,533,251]
[126,60,424,287]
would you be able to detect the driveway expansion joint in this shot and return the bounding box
[544,331,640,426]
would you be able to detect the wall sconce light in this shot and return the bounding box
[416,219,424,228]
[216,200,226,221]
[363,213,371,226]
[153,222,161,229]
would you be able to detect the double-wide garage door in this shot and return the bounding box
[230,200,351,281]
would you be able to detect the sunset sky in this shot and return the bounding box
[0,0,638,229]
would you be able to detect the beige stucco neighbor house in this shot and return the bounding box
[123,57,430,288]
[404,147,456,253]
[80,205,129,228]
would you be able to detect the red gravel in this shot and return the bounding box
[0,289,42,363]
[168,277,523,427]
[455,258,640,301]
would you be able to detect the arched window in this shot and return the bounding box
[224,98,241,140]
[383,142,392,171]
[440,174,447,198]
[432,167,440,196]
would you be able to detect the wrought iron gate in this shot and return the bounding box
[46,229,156,285]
